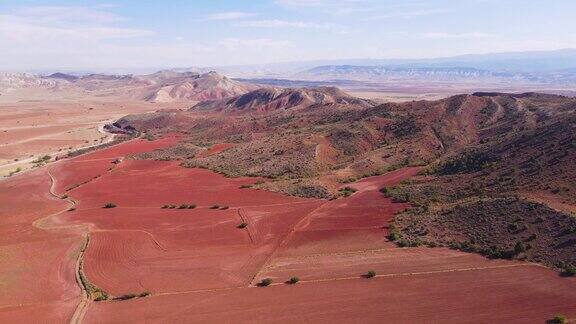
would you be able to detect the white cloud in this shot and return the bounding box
[12,6,125,25]
[204,11,256,21]
[422,32,496,39]
[0,5,301,70]
[0,5,151,41]
[236,19,349,33]
[368,8,449,20]
[275,0,371,14]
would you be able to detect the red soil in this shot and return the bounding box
[50,136,180,195]
[62,159,323,295]
[0,168,79,323]
[86,265,575,324]
[1,139,575,323]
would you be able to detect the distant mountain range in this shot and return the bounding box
[208,49,576,86]
[208,48,576,77]
[0,71,257,102]
[2,49,576,99]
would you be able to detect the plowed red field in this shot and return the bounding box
[1,137,575,323]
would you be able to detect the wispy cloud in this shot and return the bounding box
[368,8,449,20]
[12,5,125,25]
[422,32,496,39]
[204,11,256,21]
[0,6,151,41]
[275,0,371,14]
[236,19,349,33]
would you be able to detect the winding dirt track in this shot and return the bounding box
[0,136,575,323]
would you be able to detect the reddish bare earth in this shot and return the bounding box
[0,137,575,323]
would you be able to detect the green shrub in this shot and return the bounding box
[114,293,137,301]
[187,204,197,209]
[388,229,402,241]
[365,270,376,278]
[562,264,576,277]
[239,184,252,189]
[210,205,220,209]
[514,241,526,255]
[93,290,109,302]
[550,315,567,324]
[103,203,117,209]
[287,277,300,284]
[258,278,273,287]
[138,291,151,297]
[220,206,229,210]
[161,205,169,209]
[68,207,76,212]
[338,186,358,197]
[178,204,189,209]
[237,222,248,229]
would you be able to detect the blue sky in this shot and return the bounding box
[0,0,575,70]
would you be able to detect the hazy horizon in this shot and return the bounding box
[1,0,576,71]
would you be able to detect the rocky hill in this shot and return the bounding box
[192,86,372,112]
[142,71,257,103]
[114,90,576,268]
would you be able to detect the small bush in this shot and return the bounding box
[169,205,176,209]
[210,205,220,209]
[114,293,137,301]
[287,277,300,284]
[68,207,76,212]
[514,241,527,255]
[138,291,151,297]
[220,206,229,210]
[550,315,567,324]
[388,229,402,241]
[103,203,117,209]
[338,186,358,197]
[365,270,376,278]
[258,278,273,287]
[61,195,68,199]
[562,264,576,277]
[237,222,248,229]
[93,290,109,302]
[239,184,252,189]
[187,204,197,209]
[178,204,189,209]
[161,205,169,209]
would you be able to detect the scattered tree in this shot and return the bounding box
[258,278,273,287]
[103,203,117,209]
[562,264,576,277]
[365,270,376,278]
[550,315,567,324]
[237,222,248,229]
[287,277,300,284]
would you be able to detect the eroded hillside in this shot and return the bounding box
[111,89,576,268]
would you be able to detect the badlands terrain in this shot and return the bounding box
[0,71,575,323]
